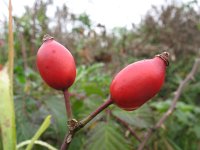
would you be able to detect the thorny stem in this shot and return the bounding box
[60,98,113,150]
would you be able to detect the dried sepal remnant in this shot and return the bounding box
[155,52,170,66]
[42,34,54,42]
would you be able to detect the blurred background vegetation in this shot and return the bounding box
[1,0,200,149]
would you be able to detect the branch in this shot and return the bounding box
[60,98,113,150]
[138,59,200,150]
[80,98,113,125]
[60,119,81,150]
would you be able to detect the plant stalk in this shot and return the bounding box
[63,90,73,121]
[60,98,113,150]
[80,98,113,126]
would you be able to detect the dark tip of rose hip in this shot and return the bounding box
[155,52,170,66]
[43,34,54,42]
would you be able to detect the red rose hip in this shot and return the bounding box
[110,52,169,111]
[37,35,76,90]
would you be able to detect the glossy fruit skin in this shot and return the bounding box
[37,39,76,90]
[110,57,166,111]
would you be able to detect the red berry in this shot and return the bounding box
[37,35,76,90]
[110,52,169,111]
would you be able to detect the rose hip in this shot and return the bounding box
[37,35,76,90]
[110,52,169,111]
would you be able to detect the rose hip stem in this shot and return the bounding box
[60,98,113,150]
[80,98,113,126]
[63,89,73,120]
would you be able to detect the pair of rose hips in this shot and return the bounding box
[37,35,169,111]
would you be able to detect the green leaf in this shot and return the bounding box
[0,67,16,150]
[167,138,182,150]
[150,100,171,112]
[25,115,51,150]
[78,13,91,28]
[75,63,104,83]
[112,107,153,129]
[176,102,194,112]
[163,138,174,150]
[193,125,200,139]
[174,110,188,124]
[69,131,84,150]
[85,122,131,150]
[43,97,67,139]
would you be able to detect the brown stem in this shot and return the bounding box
[63,90,73,120]
[60,98,113,150]
[80,98,113,126]
[60,119,78,150]
[138,59,200,150]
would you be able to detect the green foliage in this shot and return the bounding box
[84,122,131,150]
[42,97,67,141]
[25,115,51,150]
[112,106,154,129]
[150,100,200,149]
[78,13,91,29]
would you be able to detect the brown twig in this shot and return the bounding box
[138,59,200,150]
[60,119,81,150]
[60,98,113,150]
